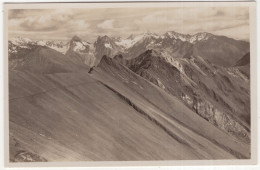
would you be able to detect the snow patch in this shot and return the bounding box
[164,31,212,43]
[104,43,112,49]
[115,33,160,49]
[73,41,85,51]
[82,41,89,46]
[37,41,46,46]
[51,45,69,54]
[181,94,193,105]
[10,37,33,46]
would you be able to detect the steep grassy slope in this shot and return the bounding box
[9,55,250,162]
[10,70,203,161]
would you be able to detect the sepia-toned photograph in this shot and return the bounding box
[3,1,257,166]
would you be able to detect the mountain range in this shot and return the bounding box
[8,31,250,161]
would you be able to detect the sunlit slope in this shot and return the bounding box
[9,70,222,161]
[10,70,195,161]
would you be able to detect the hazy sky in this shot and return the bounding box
[8,7,249,41]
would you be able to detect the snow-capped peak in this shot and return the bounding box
[127,34,135,40]
[163,31,212,43]
[114,32,160,49]
[164,31,189,41]
[142,31,160,39]
[9,37,69,54]
[10,37,35,47]
[68,36,91,53]
[189,32,212,43]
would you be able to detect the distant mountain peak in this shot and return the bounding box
[71,35,82,42]
[165,31,185,36]
[163,31,213,43]
[192,32,213,40]
[127,34,135,40]
[96,35,114,44]
[145,31,158,36]
[10,36,34,46]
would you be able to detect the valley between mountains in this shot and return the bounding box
[8,31,250,161]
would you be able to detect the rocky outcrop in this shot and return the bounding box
[181,93,250,143]
[94,36,123,60]
[65,36,96,66]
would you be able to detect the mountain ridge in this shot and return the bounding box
[9,30,249,67]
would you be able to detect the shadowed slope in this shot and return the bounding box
[234,52,250,79]
[115,50,250,143]
[194,36,249,67]
[235,52,250,67]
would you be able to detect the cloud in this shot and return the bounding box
[8,9,25,19]
[8,7,249,41]
[23,13,72,31]
[97,19,114,29]
[8,9,91,34]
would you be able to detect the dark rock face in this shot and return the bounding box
[71,35,82,42]
[65,36,96,66]
[94,36,123,60]
[97,55,115,69]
